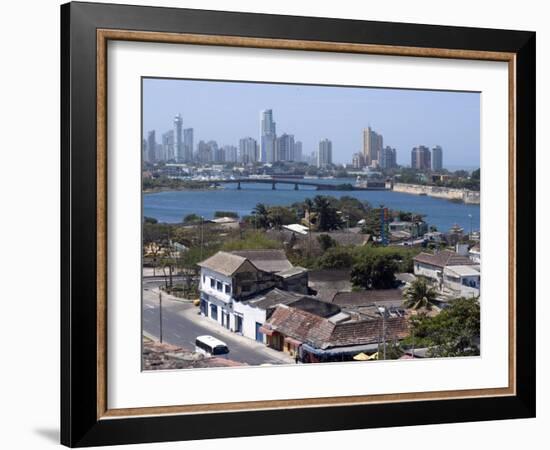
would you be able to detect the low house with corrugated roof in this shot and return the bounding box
[261,304,410,362]
[413,250,476,283]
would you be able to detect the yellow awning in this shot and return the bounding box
[353,352,369,361]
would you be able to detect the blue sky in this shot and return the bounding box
[142,78,480,169]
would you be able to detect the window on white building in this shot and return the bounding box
[210,278,215,288]
[224,284,231,294]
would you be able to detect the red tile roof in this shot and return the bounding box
[265,305,409,349]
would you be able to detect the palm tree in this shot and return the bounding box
[313,195,341,232]
[403,278,438,310]
[252,203,270,229]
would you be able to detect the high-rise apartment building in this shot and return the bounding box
[183,128,194,163]
[239,137,258,164]
[197,140,216,164]
[161,130,174,162]
[223,145,238,163]
[411,145,431,170]
[293,141,303,163]
[431,145,443,171]
[363,126,383,166]
[380,146,397,169]
[173,114,184,162]
[275,133,295,162]
[260,109,277,163]
[147,130,157,163]
[317,139,333,168]
[352,152,366,169]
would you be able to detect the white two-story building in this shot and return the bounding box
[413,249,478,291]
[198,250,308,342]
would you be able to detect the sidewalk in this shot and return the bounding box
[151,286,195,304]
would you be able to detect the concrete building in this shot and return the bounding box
[223,145,238,163]
[432,145,443,171]
[469,244,481,263]
[173,114,184,162]
[146,130,156,163]
[198,250,308,342]
[239,137,258,164]
[411,145,431,170]
[293,140,303,162]
[352,152,365,169]
[260,109,277,163]
[413,250,477,285]
[183,128,194,163]
[443,265,480,297]
[197,140,213,164]
[275,133,295,162]
[389,220,428,238]
[363,127,383,166]
[317,138,333,168]
[161,130,174,162]
[379,146,397,169]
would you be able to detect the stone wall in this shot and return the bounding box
[392,183,480,204]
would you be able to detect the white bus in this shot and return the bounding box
[195,335,230,357]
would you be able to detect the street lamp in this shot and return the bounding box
[468,213,473,238]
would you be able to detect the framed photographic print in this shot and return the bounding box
[61,1,536,447]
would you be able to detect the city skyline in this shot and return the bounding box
[143,78,480,169]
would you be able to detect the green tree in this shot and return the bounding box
[407,297,480,357]
[317,246,354,269]
[183,213,201,224]
[317,234,337,252]
[221,232,283,251]
[402,278,438,310]
[252,203,270,229]
[313,196,342,231]
[351,254,398,289]
[267,206,296,229]
[144,216,158,224]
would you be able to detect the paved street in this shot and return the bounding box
[142,281,294,366]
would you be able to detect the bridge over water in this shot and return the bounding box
[212,178,387,191]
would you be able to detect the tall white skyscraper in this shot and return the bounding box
[317,139,332,168]
[260,109,276,163]
[432,145,443,171]
[173,114,184,162]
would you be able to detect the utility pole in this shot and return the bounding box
[382,311,387,360]
[200,216,204,260]
[159,290,163,344]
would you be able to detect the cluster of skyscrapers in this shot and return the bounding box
[352,126,397,170]
[411,145,443,171]
[143,113,442,171]
[350,126,443,171]
[143,109,332,167]
[259,109,304,164]
[144,114,194,164]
